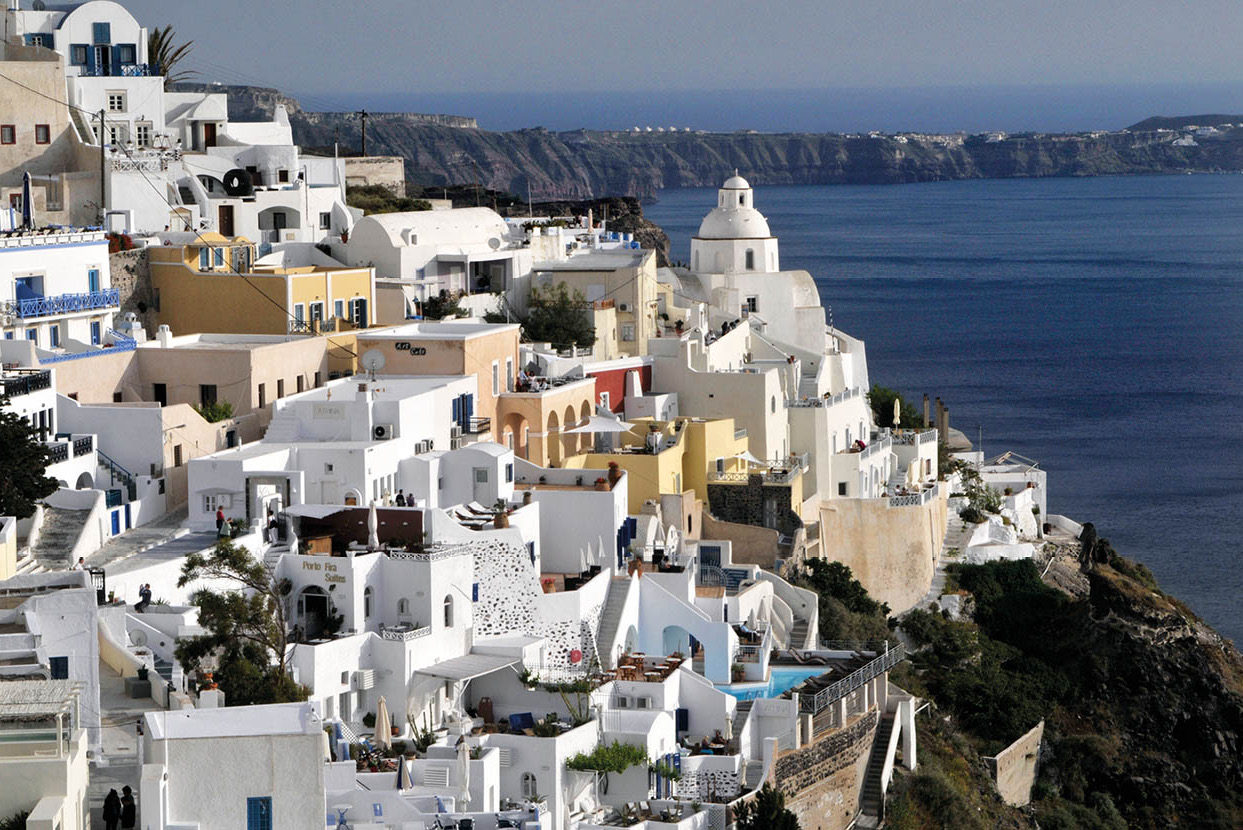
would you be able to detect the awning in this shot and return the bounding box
[414,654,520,682]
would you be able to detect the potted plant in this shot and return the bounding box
[731,662,745,682]
[607,461,622,488]
[136,665,149,681]
[594,477,609,491]
[492,499,511,529]
[523,490,533,506]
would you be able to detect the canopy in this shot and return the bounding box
[734,451,763,465]
[414,653,520,682]
[565,415,636,435]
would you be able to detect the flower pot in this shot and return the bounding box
[594,480,609,491]
[493,513,509,529]
[627,559,643,578]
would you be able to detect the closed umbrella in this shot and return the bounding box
[367,500,379,551]
[723,714,733,744]
[20,171,33,229]
[321,727,332,762]
[374,696,392,750]
[893,397,901,428]
[396,757,414,790]
[456,739,471,810]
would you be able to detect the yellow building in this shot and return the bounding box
[565,416,751,514]
[148,233,376,336]
[532,249,659,357]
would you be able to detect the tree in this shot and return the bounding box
[793,559,891,642]
[735,784,800,830]
[175,540,304,705]
[0,395,58,519]
[147,25,195,89]
[523,282,596,350]
[867,384,922,429]
[346,185,432,215]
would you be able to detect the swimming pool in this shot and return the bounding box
[722,667,827,701]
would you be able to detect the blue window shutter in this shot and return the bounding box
[465,394,474,420]
[111,45,123,72]
[246,797,272,830]
[90,322,101,345]
[451,397,460,423]
[92,22,110,44]
[472,583,479,602]
[88,268,100,293]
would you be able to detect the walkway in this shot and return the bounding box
[902,509,972,617]
[86,506,190,568]
[89,662,163,828]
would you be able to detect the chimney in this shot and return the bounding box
[922,394,930,428]
[156,324,172,348]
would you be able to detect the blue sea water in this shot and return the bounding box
[646,176,1243,645]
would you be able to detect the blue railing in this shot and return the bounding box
[15,288,119,319]
[98,448,137,502]
[79,63,159,77]
[40,330,136,365]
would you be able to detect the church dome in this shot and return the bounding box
[697,207,771,239]
[721,174,751,190]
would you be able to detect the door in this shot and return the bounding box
[218,205,234,237]
[153,383,167,407]
[90,321,101,345]
[203,122,217,148]
[472,468,489,504]
[246,797,272,830]
[124,504,132,530]
[93,44,111,75]
[110,510,120,535]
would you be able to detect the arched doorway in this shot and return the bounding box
[297,586,329,639]
[75,472,94,490]
[546,410,561,466]
[579,400,593,452]
[661,625,695,658]
[562,405,578,459]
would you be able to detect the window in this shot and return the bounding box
[246,796,272,830]
[113,392,122,403]
[296,375,304,393]
[505,357,514,392]
[314,371,322,387]
[107,123,130,147]
[34,124,50,144]
[25,33,52,48]
[200,384,217,407]
[258,383,266,408]
[715,457,725,474]
[443,595,453,628]
[319,212,331,230]
[521,773,538,799]
[173,444,183,466]
[87,268,101,293]
[49,325,60,348]
[213,247,225,267]
[0,126,14,145]
[117,44,136,64]
[621,323,635,341]
[203,494,220,513]
[198,247,210,270]
[71,44,88,65]
[397,598,409,616]
[135,122,152,147]
[310,302,324,323]
[771,395,776,414]
[745,296,759,313]
[293,304,305,324]
[277,169,290,183]
[91,22,111,44]
[277,379,285,399]
[838,482,848,496]
[153,383,167,406]
[363,587,372,619]
[491,361,499,396]
[107,91,126,112]
[745,249,755,270]
[505,463,514,483]
[49,656,68,679]
[90,321,101,345]
[333,299,345,320]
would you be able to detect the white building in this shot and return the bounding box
[0,228,116,350]
[689,173,780,276]
[0,679,90,830]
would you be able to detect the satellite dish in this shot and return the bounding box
[487,237,501,251]
[129,629,148,647]
[360,349,386,380]
[32,0,46,9]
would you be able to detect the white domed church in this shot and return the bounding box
[690,173,780,274]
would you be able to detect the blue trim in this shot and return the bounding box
[14,288,119,319]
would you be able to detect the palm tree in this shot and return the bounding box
[147,25,195,89]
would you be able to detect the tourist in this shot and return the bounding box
[72,556,85,570]
[266,509,279,545]
[215,506,226,536]
[120,785,137,829]
[135,584,152,614]
[103,789,121,830]
[395,489,406,507]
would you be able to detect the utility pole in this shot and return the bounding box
[98,108,106,225]
[356,109,369,156]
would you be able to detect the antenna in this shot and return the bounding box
[360,349,386,381]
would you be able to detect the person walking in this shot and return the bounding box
[215,506,226,536]
[266,509,279,545]
[120,785,137,829]
[103,788,122,830]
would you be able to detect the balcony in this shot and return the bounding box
[0,370,51,399]
[78,62,159,77]
[10,289,119,320]
[72,436,94,457]
[45,442,68,464]
[464,415,491,435]
[707,453,809,485]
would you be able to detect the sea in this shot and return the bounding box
[646,175,1243,645]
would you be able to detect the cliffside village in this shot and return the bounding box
[0,2,1067,828]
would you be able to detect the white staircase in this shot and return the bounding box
[29,507,90,570]
[263,412,301,442]
[595,577,633,668]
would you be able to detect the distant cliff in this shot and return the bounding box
[193,86,1243,200]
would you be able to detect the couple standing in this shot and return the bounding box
[102,785,136,830]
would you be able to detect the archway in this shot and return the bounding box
[661,625,695,659]
[562,405,578,460]
[297,586,329,639]
[579,400,593,452]
[546,410,561,466]
[623,624,638,655]
[503,413,529,460]
[75,472,94,490]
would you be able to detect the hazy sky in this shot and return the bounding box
[122,0,1242,130]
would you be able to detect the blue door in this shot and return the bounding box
[87,268,100,293]
[110,510,120,536]
[124,504,132,529]
[90,321,101,345]
[246,797,272,830]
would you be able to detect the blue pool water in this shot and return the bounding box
[648,176,1243,646]
[724,667,828,701]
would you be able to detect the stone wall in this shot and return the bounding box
[817,492,948,614]
[706,476,801,537]
[109,248,156,333]
[343,156,407,196]
[774,710,878,830]
[701,512,781,569]
[675,767,740,803]
[987,720,1043,807]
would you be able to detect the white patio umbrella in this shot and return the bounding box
[374,695,392,750]
[723,715,733,744]
[893,397,901,428]
[565,415,636,434]
[321,726,332,762]
[367,500,380,551]
[456,739,472,810]
[905,459,920,486]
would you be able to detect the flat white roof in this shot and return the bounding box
[357,321,519,341]
[293,375,467,403]
[534,250,648,271]
[145,701,321,741]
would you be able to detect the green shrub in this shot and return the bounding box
[194,400,234,423]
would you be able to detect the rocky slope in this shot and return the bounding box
[190,84,1243,200]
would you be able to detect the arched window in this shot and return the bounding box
[739,194,745,206]
[397,598,409,616]
[363,587,372,619]
[745,249,755,270]
[522,772,538,799]
[771,395,777,414]
[443,595,454,628]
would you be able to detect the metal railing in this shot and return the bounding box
[888,484,939,508]
[0,370,51,398]
[786,387,860,408]
[39,330,137,364]
[891,429,938,447]
[79,62,159,77]
[72,436,93,457]
[798,644,905,715]
[10,288,119,319]
[97,448,137,501]
[45,442,68,464]
[465,415,491,435]
[858,435,891,461]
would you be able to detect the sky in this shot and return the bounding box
[123,0,1243,132]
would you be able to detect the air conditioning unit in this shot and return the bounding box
[415,440,429,454]
[372,423,394,440]
[618,303,629,312]
[450,424,462,439]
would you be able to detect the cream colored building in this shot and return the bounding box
[0,680,90,830]
[531,248,659,358]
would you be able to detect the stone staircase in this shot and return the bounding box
[263,411,301,442]
[30,507,90,570]
[903,508,972,616]
[788,616,812,650]
[153,657,174,684]
[731,699,753,745]
[595,577,633,667]
[859,710,897,821]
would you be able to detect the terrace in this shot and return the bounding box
[0,369,51,399]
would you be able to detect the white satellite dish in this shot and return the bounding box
[129,629,148,647]
[487,237,501,251]
[360,349,386,380]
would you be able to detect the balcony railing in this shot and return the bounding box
[890,429,938,447]
[787,386,861,408]
[288,319,338,335]
[0,370,51,399]
[72,436,94,457]
[45,442,68,464]
[79,63,159,77]
[799,644,905,715]
[889,483,940,508]
[465,415,491,435]
[40,330,137,365]
[10,288,119,319]
[379,623,431,642]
